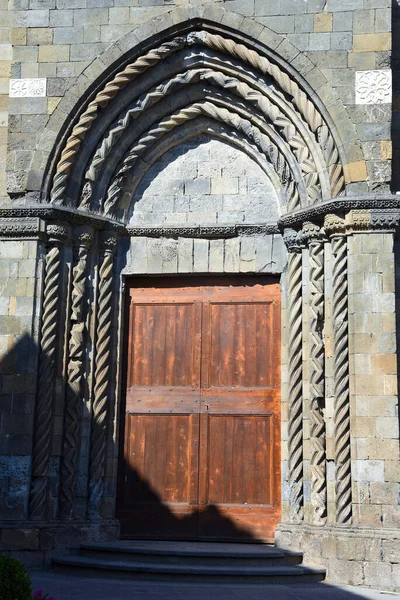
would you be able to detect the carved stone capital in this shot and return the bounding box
[98,230,118,257]
[324,214,346,238]
[46,221,70,245]
[283,228,305,253]
[302,221,326,246]
[72,225,94,249]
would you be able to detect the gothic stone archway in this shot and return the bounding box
[19,16,399,571]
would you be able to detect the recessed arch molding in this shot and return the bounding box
[44,23,348,222]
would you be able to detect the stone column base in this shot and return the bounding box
[0,520,120,568]
[275,522,400,591]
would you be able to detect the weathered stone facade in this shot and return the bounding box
[0,0,399,591]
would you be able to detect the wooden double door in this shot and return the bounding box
[117,277,281,542]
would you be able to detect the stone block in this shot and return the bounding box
[38,44,69,62]
[364,562,392,589]
[0,528,39,551]
[354,459,384,482]
[327,558,363,586]
[344,161,368,183]
[185,178,211,196]
[370,482,399,505]
[177,238,193,274]
[383,539,400,563]
[353,33,391,52]
[53,26,83,45]
[333,11,353,31]
[13,10,50,27]
[337,536,366,561]
[209,239,224,273]
[193,239,209,273]
[314,12,332,33]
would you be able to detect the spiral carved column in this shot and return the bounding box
[284,228,305,524]
[325,215,352,525]
[59,227,93,519]
[303,222,327,525]
[88,231,117,519]
[29,222,69,519]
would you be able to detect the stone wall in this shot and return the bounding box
[0,237,41,534]
[0,0,399,592]
[131,135,280,226]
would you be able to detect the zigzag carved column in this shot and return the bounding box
[88,230,117,519]
[283,228,305,524]
[59,227,93,519]
[325,214,352,525]
[30,222,69,519]
[303,222,327,526]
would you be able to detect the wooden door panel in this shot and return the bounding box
[208,302,274,388]
[205,415,274,506]
[118,277,281,542]
[124,414,198,505]
[130,303,200,388]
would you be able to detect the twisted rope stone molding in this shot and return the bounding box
[325,214,352,526]
[283,228,305,524]
[50,30,344,205]
[29,222,70,519]
[50,36,187,204]
[84,68,321,204]
[194,32,344,197]
[303,221,327,526]
[59,227,93,519]
[103,101,302,216]
[88,230,118,519]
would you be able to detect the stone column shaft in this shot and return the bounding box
[325,215,352,526]
[59,227,93,519]
[88,231,117,519]
[284,229,305,524]
[29,222,69,519]
[304,223,327,525]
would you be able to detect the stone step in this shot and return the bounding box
[52,551,326,584]
[79,540,303,567]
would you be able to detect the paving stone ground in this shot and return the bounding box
[31,571,400,600]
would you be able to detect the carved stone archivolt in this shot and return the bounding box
[283,228,305,524]
[59,227,93,519]
[103,101,303,216]
[48,28,344,215]
[324,214,352,526]
[88,231,117,519]
[303,222,327,526]
[30,222,70,519]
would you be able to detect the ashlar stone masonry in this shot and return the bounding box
[0,0,399,591]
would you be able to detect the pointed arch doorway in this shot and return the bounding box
[117,275,281,542]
